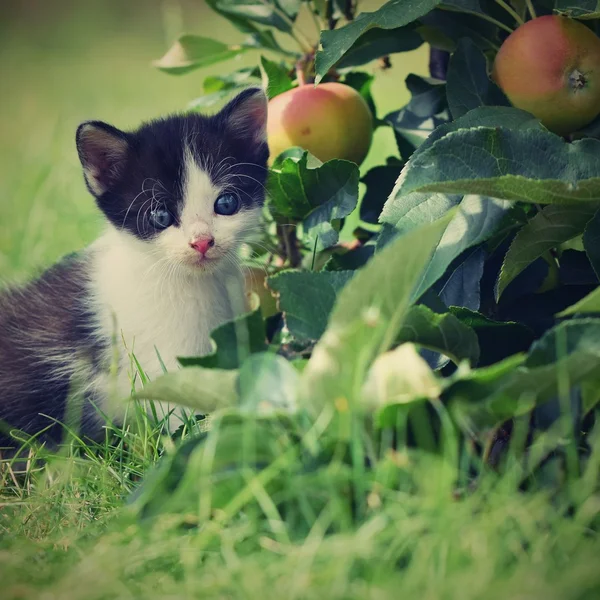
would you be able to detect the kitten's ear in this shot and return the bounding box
[76,121,130,196]
[221,87,268,144]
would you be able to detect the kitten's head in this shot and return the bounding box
[76,87,269,274]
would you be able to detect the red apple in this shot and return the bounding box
[266,82,374,164]
[493,15,600,135]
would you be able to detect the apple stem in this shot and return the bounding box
[296,65,307,86]
[494,0,525,26]
[295,54,315,86]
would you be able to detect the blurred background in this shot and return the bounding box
[0,0,427,282]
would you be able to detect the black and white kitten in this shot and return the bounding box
[0,87,269,448]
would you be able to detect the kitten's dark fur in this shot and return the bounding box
[0,88,269,450]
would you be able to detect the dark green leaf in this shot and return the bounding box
[314,0,442,82]
[335,26,423,70]
[259,55,293,99]
[360,160,403,224]
[449,307,535,367]
[411,195,510,300]
[438,246,486,311]
[395,107,600,204]
[267,270,355,340]
[216,0,293,32]
[446,38,507,119]
[418,8,500,53]
[380,178,509,302]
[153,35,247,75]
[497,204,599,300]
[583,208,600,279]
[267,152,360,249]
[205,0,296,55]
[178,298,267,369]
[384,75,449,160]
[446,320,600,431]
[399,304,480,365]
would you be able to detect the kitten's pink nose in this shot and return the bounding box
[190,236,215,255]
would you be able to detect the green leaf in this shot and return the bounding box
[189,67,260,109]
[378,190,510,304]
[153,35,247,75]
[259,55,293,99]
[238,353,299,414]
[133,367,239,412]
[215,0,294,32]
[267,270,355,340]
[449,307,535,367]
[526,318,600,366]
[178,296,267,369]
[314,0,442,82]
[267,152,360,249]
[300,212,454,413]
[335,26,423,70]
[557,286,600,317]
[555,0,600,19]
[394,107,600,205]
[583,208,600,279]
[398,304,480,366]
[384,75,449,160]
[359,159,403,225]
[446,38,507,119]
[411,195,510,300]
[438,246,485,312]
[497,204,599,300]
[418,9,500,53]
[446,320,600,431]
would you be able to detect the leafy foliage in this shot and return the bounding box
[119,0,600,569]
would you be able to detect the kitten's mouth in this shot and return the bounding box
[185,252,220,271]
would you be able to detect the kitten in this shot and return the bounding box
[0,87,269,449]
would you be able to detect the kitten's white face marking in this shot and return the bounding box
[155,148,260,274]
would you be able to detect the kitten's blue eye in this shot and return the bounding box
[214,194,240,216]
[149,207,173,229]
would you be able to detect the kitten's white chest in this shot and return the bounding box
[88,229,245,417]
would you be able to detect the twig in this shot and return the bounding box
[524,0,537,19]
[494,0,525,25]
[456,9,515,34]
[277,223,302,268]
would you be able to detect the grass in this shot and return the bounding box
[2,2,600,599]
